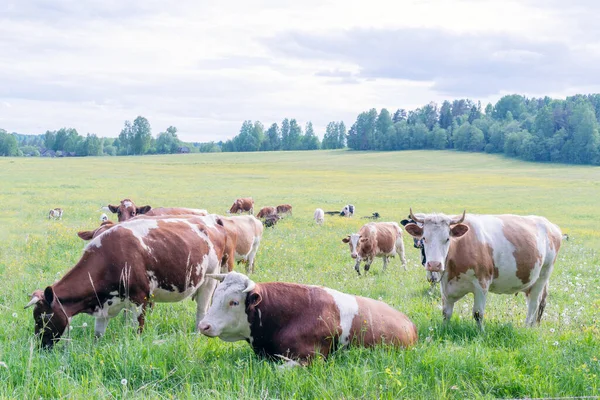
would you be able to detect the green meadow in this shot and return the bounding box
[0,150,598,399]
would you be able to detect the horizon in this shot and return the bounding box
[2,0,599,142]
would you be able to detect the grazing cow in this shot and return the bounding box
[107,199,152,222]
[26,216,228,348]
[216,215,263,273]
[229,197,254,215]
[264,214,281,228]
[340,204,355,217]
[48,208,63,220]
[256,206,277,219]
[198,272,418,367]
[276,204,293,216]
[404,209,563,330]
[342,222,407,275]
[314,208,325,225]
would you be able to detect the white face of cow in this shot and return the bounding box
[404,212,469,281]
[344,234,361,258]
[198,271,256,342]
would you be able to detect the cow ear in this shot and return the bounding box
[44,286,55,305]
[450,224,469,238]
[400,219,409,226]
[342,236,350,243]
[404,223,423,238]
[77,230,94,240]
[137,205,151,215]
[216,218,224,227]
[108,204,119,213]
[248,292,262,307]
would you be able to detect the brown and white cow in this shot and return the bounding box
[276,204,293,216]
[256,206,277,219]
[403,209,562,330]
[342,222,407,275]
[48,208,63,220]
[26,216,228,348]
[198,272,417,367]
[314,208,325,225]
[107,198,152,222]
[228,197,254,215]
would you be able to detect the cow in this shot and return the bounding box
[314,208,325,225]
[276,204,293,216]
[256,206,277,219]
[340,204,355,217]
[342,222,407,275]
[25,215,228,348]
[400,215,428,274]
[362,212,381,220]
[145,207,208,218]
[48,208,63,220]
[228,197,254,215]
[403,209,563,330]
[107,199,152,222]
[264,214,281,228]
[198,272,418,367]
[214,214,263,273]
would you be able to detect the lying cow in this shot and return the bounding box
[276,204,292,216]
[48,208,63,220]
[340,204,355,217]
[264,214,281,228]
[106,198,152,222]
[314,208,325,225]
[342,222,407,275]
[256,206,277,219]
[404,209,562,330]
[198,272,418,366]
[229,197,254,215]
[26,215,227,348]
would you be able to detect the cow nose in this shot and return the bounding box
[351,253,358,259]
[199,322,211,332]
[426,261,442,272]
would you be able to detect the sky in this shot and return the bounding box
[1,0,599,142]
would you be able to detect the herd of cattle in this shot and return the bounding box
[27,198,563,367]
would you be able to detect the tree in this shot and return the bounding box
[568,101,600,164]
[118,121,134,155]
[281,118,290,150]
[374,109,393,150]
[44,131,56,150]
[493,95,526,120]
[83,134,103,156]
[322,122,338,149]
[0,129,18,156]
[302,122,320,150]
[131,116,152,155]
[337,121,347,148]
[156,126,181,154]
[264,123,281,151]
[392,109,407,123]
[288,119,302,150]
[439,101,453,129]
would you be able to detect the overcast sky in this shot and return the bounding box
[1,0,598,142]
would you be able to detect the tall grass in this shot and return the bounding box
[0,150,598,399]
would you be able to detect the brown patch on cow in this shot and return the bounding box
[77,220,116,241]
[446,223,495,284]
[256,207,276,219]
[501,217,542,285]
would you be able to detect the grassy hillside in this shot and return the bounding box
[0,150,598,399]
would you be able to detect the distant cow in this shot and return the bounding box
[48,208,63,220]
[264,214,281,228]
[100,213,109,222]
[229,197,254,215]
[340,204,355,217]
[404,209,562,330]
[342,222,407,275]
[199,272,418,367]
[256,206,277,219]
[314,208,325,225]
[276,204,293,216]
[107,199,152,222]
[26,216,228,348]
[362,212,381,220]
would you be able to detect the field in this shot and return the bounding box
[0,150,599,399]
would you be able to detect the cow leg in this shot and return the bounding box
[194,278,219,331]
[525,280,548,327]
[442,298,456,322]
[382,256,389,271]
[396,236,407,270]
[536,284,548,324]
[472,285,488,332]
[247,237,261,274]
[94,316,110,337]
[354,258,362,275]
[363,257,373,273]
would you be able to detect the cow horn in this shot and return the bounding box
[242,280,256,293]
[24,295,40,309]
[409,208,424,223]
[450,210,466,225]
[206,273,227,282]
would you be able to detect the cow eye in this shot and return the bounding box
[229,300,239,306]
[446,238,450,243]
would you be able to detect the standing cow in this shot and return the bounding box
[26,216,227,348]
[48,208,63,220]
[403,209,562,330]
[314,208,325,225]
[276,204,293,216]
[342,222,407,275]
[229,197,254,215]
[198,272,418,367]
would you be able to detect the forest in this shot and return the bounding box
[2,94,600,165]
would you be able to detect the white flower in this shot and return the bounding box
[12,313,17,318]
[82,322,88,328]
[553,341,559,346]
[428,326,434,331]
[550,328,555,333]
[121,378,127,386]
[0,361,7,369]
[425,336,432,343]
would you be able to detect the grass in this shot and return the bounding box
[0,149,599,399]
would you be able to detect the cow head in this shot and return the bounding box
[342,233,370,259]
[340,204,354,217]
[403,209,469,282]
[228,200,242,214]
[198,272,259,342]
[107,199,151,222]
[25,287,69,348]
